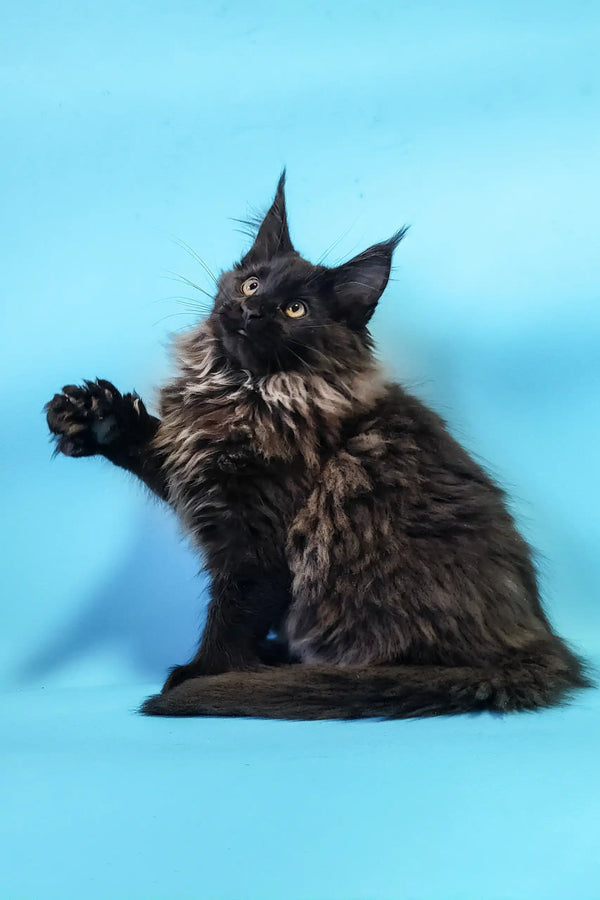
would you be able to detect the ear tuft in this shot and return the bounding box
[240,170,295,265]
[328,226,408,328]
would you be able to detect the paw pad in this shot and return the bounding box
[45,379,129,457]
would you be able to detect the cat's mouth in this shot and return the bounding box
[216,312,288,372]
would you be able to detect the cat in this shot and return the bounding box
[45,173,590,719]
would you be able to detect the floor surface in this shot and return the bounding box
[2,677,599,900]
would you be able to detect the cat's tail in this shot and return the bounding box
[141,644,591,720]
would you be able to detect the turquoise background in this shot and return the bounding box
[1,1,599,898]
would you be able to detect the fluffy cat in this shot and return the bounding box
[45,173,590,718]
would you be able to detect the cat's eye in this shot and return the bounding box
[241,277,260,296]
[284,301,307,319]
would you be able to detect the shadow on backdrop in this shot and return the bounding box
[17,510,206,685]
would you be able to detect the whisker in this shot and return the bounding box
[150,294,206,306]
[152,311,206,328]
[152,295,212,315]
[292,341,330,364]
[171,238,219,285]
[335,280,381,293]
[162,272,215,300]
[287,344,317,376]
[316,219,358,265]
[290,340,333,369]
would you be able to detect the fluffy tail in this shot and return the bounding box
[141,647,591,720]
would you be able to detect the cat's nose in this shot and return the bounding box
[242,305,263,324]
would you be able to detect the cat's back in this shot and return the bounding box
[306,378,512,553]
[342,381,497,490]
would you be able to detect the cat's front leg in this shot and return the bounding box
[162,569,291,692]
[45,379,168,500]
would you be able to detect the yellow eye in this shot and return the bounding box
[284,301,307,319]
[241,277,259,296]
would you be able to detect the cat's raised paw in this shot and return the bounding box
[45,378,126,457]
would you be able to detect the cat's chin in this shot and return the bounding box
[217,321,317,377]
[219,330,276,375]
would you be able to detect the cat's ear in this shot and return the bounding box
[240,171,295,265]
[328,228,408,328]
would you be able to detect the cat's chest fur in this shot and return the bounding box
[152,324,385,562]
[155,373,300,543]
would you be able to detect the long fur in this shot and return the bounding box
[141,645,590,720]
[45,174,592,720]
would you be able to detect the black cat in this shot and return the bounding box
[46,173,590,718]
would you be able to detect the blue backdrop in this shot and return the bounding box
[1,2,599,898]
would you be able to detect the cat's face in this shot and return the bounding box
[209,174,406,376]
[214,254,334,374]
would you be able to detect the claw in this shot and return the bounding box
[97,377,118,393]
[45,378,149,459]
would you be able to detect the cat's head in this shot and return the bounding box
[210,173,407,376]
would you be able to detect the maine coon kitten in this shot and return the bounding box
[45,174,590,719]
